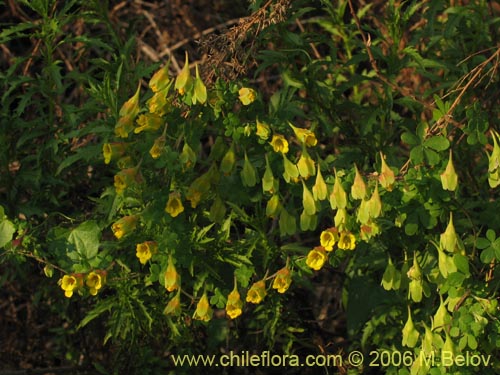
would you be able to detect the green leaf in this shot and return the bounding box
[424,136,449,151]
[0,219,16,248]
[486,229,496,242]
[453,254,470,276]
[67,221,101,260]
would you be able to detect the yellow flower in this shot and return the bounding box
[111,215,138,240]
[351,164,367,200]
[338,231,356,250]
[103,142,126,165]
[246,280,267,304]
[86,271,104,296]
[147,88,169,115]
[379,152,396,191]
[238,87,257,105]
[270,134,289,154]
[149,64,170,93]
[114,167,141,195]
[193,293,213,322]
[226,288,243,319]
[119,83,141,118]
[165,192,184,218]
[175,53,192,95]
[134,113,163,134]
[136,241,157,265]
[192,64,207,105]
[272,267,292,293]
[149,136,166,159]
[59,274,83,298]
[320,228,339,251]
[164,256,180,292]
[440,150,458,191]
[289,122,317,147]
[179,143,197,170]
[114,114,135,138]
[164,292,181,316]
[256,119,270,140]
[306,246,327,270]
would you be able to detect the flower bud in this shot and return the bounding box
[180,142,197,170]
[266,194,281,218]
[175,53,192,95]
[440,212,463,253]
[433,295,451,331]
[149,63,170,93]
[119,82,141,118]
[164,255,180,292]
[220,143,236,175]
[282,154,299,183]
[262,155,276,193]
[312,166,328,201]
[329,171,347,210]
[378,152,396,191]
[367,183,382,219]
[302,180,316,216]
[193,292,213,321]
[297,146,315,179]
[402,306,419,348]
[351,164,367,200]
[241,152,258,187]
[164,291,181,316]
[440,150,458,191]
[488,130,500,188]
[279,208,297,236]
[192,64,207,105]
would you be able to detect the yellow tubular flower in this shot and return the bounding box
[289,122,317,147]
[256,119,270,140]
[238,87,257,105]
[306,246,327,270]
[86,271,103,296]
[193,293,213,322]
[165,192,184,218]
[147,88,169,115]
[164,291,181,316]
[119,83,141,118]
[103,142,126,165]
[270,134,289,154]
[226,287,243,319]
[136,241,157,265]
[114,115,135,138]
[338,231,356,250]
[175,53,192,95]
[134,113,164,134]
[59,274,83,298]
[114,167,141,195]
[149,63,170,93]
[111,215,138,240]
[272,267,292,293]
[164,256,180,292]
[149,136,166,159]
[320,228,339,251]
[246,280,267,304]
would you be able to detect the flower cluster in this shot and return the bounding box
[58,270,106,298]
[306,228,356,271]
